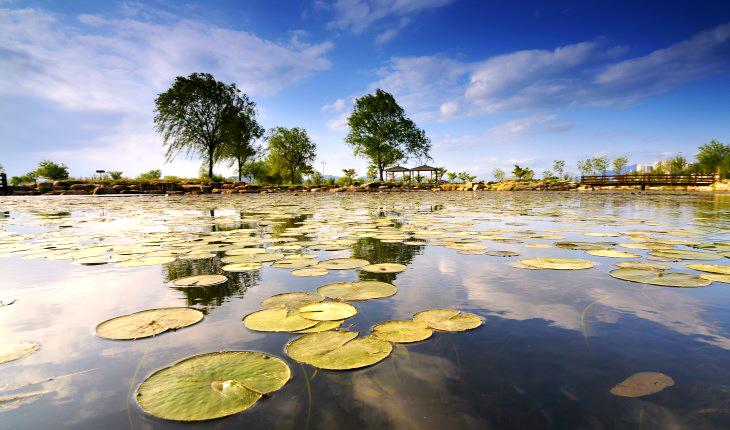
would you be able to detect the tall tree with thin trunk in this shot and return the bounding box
[219,108,264,181]
[154,73,253,178]
[612,157,628,175]
[345,89,431,181]
[266,127,317,184]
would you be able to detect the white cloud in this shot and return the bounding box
[321,98,347,112]
[326,111,350,131]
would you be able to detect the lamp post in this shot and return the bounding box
[96,170,106,180]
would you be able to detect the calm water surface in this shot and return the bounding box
[2,192,730,429]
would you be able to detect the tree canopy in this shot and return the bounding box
[218,107,264,181]
[154,72,255,179]
[345,89,431,180]
[697,139,730,176]
[35,160,69,180]
[266,127,317,184]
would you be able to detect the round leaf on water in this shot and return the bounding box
[243,308,318,332]
[508,261,544,270]
[317,258,370,270]
[291,268,330,277]
[520,258,594,270]
[285,330,392,370]
[221,263,262,272]
[221,253,284,264]
[360,263,406,273]
[116,256,176,267]
[685,263,730,275]
[179,252,216,260]
[586,250,641,258]
[0,341,40,364]
[699,273,730,284]
[412,309,482,332]
[260,292,324,310]
[298,302,357,321]
[610,372,674,397]
[292,319,344,333]
[225,248,266,256]
[317,281,397,301]
[615,261,671,270]
[372,320,432,343]
[96,308,203,340]
[555,242,615,251]
[648,249,723,261]
[172,275,228,287]
[486,250,519,257]
[136,351,290,421]
[609,268,711,287]
[271,259,317,269]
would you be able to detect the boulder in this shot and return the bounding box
[92,186,118,195]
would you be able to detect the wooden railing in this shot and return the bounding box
[0,173,7,193]
[581,174,716,186]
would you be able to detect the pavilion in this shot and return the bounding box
[384,164,439,182]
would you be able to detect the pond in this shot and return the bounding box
[2,192,730,429]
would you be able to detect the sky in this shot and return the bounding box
[1,0,729,180]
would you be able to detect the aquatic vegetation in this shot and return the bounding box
[96,308,204,340]
[0,342,40,364]
[610,372,675,397]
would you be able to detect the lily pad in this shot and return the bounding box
[221,253,284,264]
[610,372,674,397]
[508,261,543,270]
[96,307,203,340]
[412,309,482,332]
[243,308,318,332]
[225,248,267,256]
[360,263,407,273]
[291,268,330,277]
[0,342,40,364]
[555,242,615,251]
[372,320,433,343]
[260,292,324,310]
[172,275,228,287]
[136,351,290,421]
[699,273,730,283]
[686,263,730,275]
[298,302,357,321]
[615,261,672,270]
[285,330,392,370]
[317,258,370,270]
[116,256,176,267]
[292,319,344,333]
[221,263,262,272]
[586,250,641,258]
[486,250,519,257]
[648,249,723,261]
[609,268,711,287]
[271,259,317,269]
[520,258,594,270]
[318,281,397,301]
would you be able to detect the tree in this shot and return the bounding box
[138,169,161,180]
[219,105,264,181]
[435,167,447,182]
[10,171,36,185]
[492,168,505,182]
[592,156,609,176]
[577,159,593,176]
[345,89,431,180]
[266,127,316,184]
[457,171,477,182]
[670,155,687,174]
[366,165,378,180]
[35,160,69,180]
[542,170,555,180]
[0,163,4,173]
[552,160,565,179]
[697,139,730,176]
[107,171,124,180]
[447,172,457,182]
[342,168,357,185]
[154,72,254,179]
[512,165,534,180]
[612,157,628,175]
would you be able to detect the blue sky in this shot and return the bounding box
[1,0,729,180]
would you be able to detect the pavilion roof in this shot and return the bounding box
[384,165,410,172]
[410,164,437,171]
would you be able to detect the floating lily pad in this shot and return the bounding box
[243,308,318,332]
[508,261,543,270]
[615,261,671,270]
[587,250,641,258]
[136,351,290,421]
[225,248,267,256]
[292,319,344,333]
[555,242,615,251]
[172,275,228,287]
[412,309,482,332]
[610,372,674,397]
[372,320,433,343]
[221,253,285,264]
[116,256,176,267]
[699,273,730,283]
[0,342,40,364]
[317,258,370,270]
[260,292,324,310]
[298,302,357,321]
[285,330,392,370]
[360,263,407,273]
[648,249,723,261]
[520,258,594,270]
[271,259,317,269]
[291,268,330,277]
[221,263,262,272]
[96,308,203,340]
[685,263,730,274]
[179,252,216,260]
[318,281,397,301]
[609,268,711,287]
[486,250,519,257]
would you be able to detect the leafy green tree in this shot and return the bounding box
[670,156,687,174]
[35,160,69,180]
[697,139,730,176]
[552,160,565,178]
[154,72,254,179]
[612,157,628,175]
[435,167,448,182]
[366,165,378,180]
[107,171,124,180]
[345,89,431,180]
[241,160,279,184]
[266,127,316,184]
[309,170,324,185]
[138,169,161,180]
[219,105,264,181]
[457,171,477,182]
[10,171,36,185]
[342,168,357,185]
[512,165,534,180]
[577,159,593,176]
[492,168,505,182]
[447,172,457,182]
[542,170,555,180]
[592,156,609,176]
[0,163,4,173]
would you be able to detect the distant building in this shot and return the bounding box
[636,163,653,173]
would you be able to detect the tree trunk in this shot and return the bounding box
[378,167,384,181]
[208,144,214,179]
[237,157,243,182]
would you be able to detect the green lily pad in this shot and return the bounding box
[648,249,723,261]
[372,320,433,343]
[555,242,615,251]
[317,281,397,301]
[0,342,40,364]
[292,319,344,333]
[298,302,357,321]
[686,263,730,274]
[221,253,285,264]
[360,263,407,273]
[317,258,370,270]
[285,330,392,370]
[520,258,595,270]
[508,261,544,270]
[291,267,330,277]
[610,372,674,397]
[225,248,267,256]
[221,263,262,272]
[116,256,176,267]
[615,261,671,270]
[243,308,318,332]
[96,307,204,340]
[271,259,318,269]
[609,268,711,287]
[586,250,641,258]
[699,273,730,283]
[412,309,482,332]
[172,275,228,287]
[135,351,290,421]
[260,292,324,310]
[486,250,519,257]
